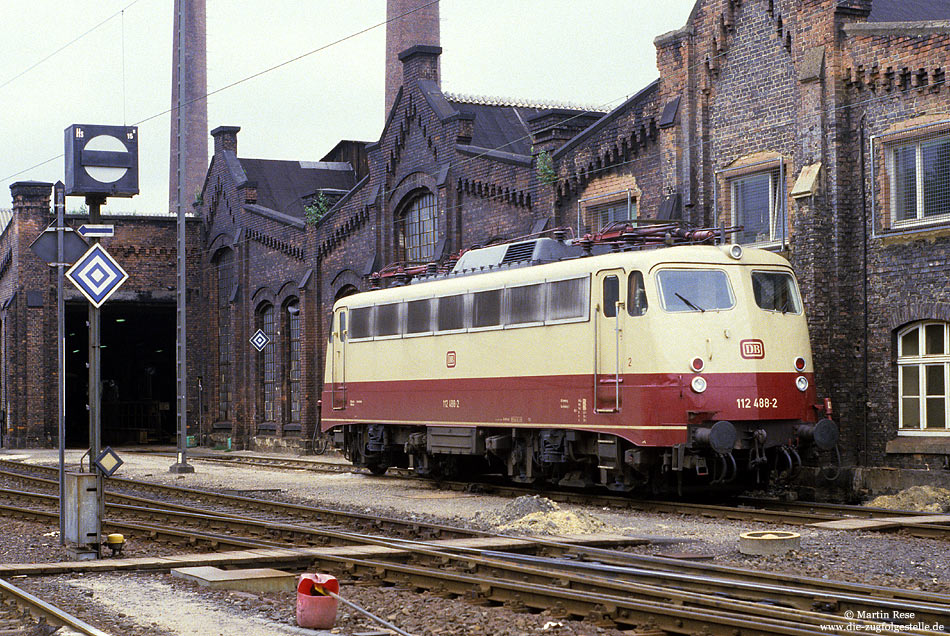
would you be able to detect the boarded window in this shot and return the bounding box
[406,299,432,334]
[350,306,372,339]
[376,303,401,336]
[508,284,544,324]
[437,295,465,331]
[547,278,588,321]
[473,289,503,327]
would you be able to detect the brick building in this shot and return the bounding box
[3,0,950,478]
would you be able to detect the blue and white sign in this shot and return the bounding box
[249,329,270,352]
[65,244,129,308]
[77,224,115,239]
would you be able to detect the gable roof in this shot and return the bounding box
[445,94,606,156]
[238,158,357,218]
[868,0,950,22]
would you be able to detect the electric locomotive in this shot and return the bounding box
[321,225,838,493]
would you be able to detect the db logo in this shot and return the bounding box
[740,339,765,359]
[446,351,457,368]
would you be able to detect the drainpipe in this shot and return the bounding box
[859,110,869,468]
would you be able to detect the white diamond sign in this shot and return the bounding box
[250,329,271,352]
[65,243,129,307]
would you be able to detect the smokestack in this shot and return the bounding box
[385,0,440,118]
[170,0,208,213]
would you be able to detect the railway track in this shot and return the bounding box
[0,577,111,635]
[1,457,948,635]
[103,452,950,539]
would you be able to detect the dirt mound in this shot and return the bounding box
[475,495,609,535]
[867,486,950,513]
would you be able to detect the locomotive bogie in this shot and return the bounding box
[322,243,838,491]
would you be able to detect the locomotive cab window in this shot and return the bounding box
[628,271,648,316]
[751,271,801,314]
[656,269,734,313]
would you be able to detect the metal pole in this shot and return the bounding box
[55,181,66,546]
[171,0,193,473]
[87,195,104,555]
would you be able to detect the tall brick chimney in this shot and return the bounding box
[385,0,440,118]
[169,0,208,213]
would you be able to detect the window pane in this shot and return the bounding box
[406,299,431,333]
[657,269,735,312]
[509,284,544,324]
[925,365,945,396]
[548,278,588,320]
[401,193,438,261]
[751,271,802,313]
[901,328,919,357]
[893,145,918,221]
[437,295,465,331]
[901,397,921,428]
[287,304,301,423]
[376,303,400,336]
[734,173,771,244]
[922,137,950,218]
[350,307,372,339]
[473,290,502,327]
[627,271,648,317]
[602,276,619,318]
[901,366,919,396]
[925,398,946,429]
[925,324,946,355]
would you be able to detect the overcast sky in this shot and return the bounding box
[1,1,694,214]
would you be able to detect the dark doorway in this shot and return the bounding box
[65,303,176,447]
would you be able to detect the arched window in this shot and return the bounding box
[257,303,276,422]
[215,250,234,421]
[283,300,301,426]
[898,321,949,432]
[397,192,438,261]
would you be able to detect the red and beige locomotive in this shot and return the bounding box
[321,225,838,493]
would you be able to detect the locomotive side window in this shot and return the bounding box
[473,289,503,328]
[657,269,734,312]
[338,311,345,341]
[376,303,401,336]
[628,271,647,316]
[751,271,802,314]
[508,284,544,324]
[349,306,372,339]
[602,276,620,318]
[547,277,588,321]
[437,294,466,331]
[406,299,432,334]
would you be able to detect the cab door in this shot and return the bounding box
[594,270,625,412]
[330,308,347,410]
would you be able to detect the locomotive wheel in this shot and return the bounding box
[366,463,389,475]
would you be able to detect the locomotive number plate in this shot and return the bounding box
[737,397,778,409]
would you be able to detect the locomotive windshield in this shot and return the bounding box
[751,271,802,314]
[657,269,735,313]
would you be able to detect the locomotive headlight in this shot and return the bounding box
[690,357,705,373]
[729,244,743,260]
[691,376,707,393]
[795,375,809,392]
[794,357,807,372]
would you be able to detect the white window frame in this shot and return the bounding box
[888,134,950,227]
[897,321,950,435]
[731,171,786,247]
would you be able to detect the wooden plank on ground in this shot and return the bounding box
[810,514,950,530]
